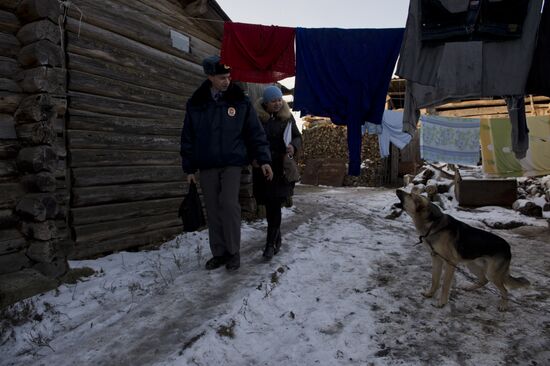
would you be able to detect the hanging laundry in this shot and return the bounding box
[397,0,543,159]
[293,27,404,175]
[220,22,295,83]
[526,0,550,97]
[366,110,412,158]
[420,115,480,166]
[480,116,550,177]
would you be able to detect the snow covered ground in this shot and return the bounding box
[1,185,549,366]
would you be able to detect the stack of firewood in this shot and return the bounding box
[300,121,385,186]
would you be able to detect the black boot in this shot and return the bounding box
[274,229,282,255]
[262,244,275,261]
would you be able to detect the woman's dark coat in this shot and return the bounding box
[253,98,302,204]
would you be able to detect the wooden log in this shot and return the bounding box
[0,251,31,275]
[0,91,23,114]
[0,1,23,11]
[17,66,66,94]
[72,166,184,187]
[0,140,19,159]
[72,181,185,207]
[20,172,56,192]
[74,212,181,243]
[68,91,185,120]
[68,109,181,136]
[67,51,197,96]
[0,9,20,33]
[128,0,223,46]
[18,40,63,67]
[15,119,57,144]
[64,15,203,72]
[16,0,59,23]
[26,240,55,262]
[0,228,26,255]
[68,69,186,109]
[14,93,53,123]
[0,113,16,139]
[70,197,182,226]
[70,149,180,168]
[0,209,17,229]
[0,182,24,209]
[16,145,58,173]
[0,32,20,58]
[16,19,59,44]
[67,130,180,152]
[437,106,510,118]
[69,225,182,259]
[0,160,16,177]
[19,220,57,240]
[64,1,204,65]
[16,193,58,221]
[0,56,19,77]
[0,77,21,92]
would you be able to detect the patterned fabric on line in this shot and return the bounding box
[420,115,480,165]
[480,116,550,177]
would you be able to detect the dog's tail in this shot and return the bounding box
[505,275,530,289]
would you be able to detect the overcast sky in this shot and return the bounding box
[215,0,410,29]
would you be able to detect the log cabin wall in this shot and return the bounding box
[0,0,70,308]
[62,0,228,259]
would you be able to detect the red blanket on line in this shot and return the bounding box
[221,22,295,83]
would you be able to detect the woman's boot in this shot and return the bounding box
[274,228,282,255]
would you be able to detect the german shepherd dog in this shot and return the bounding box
[396,189,530,311]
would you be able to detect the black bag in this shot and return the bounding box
[178,181,206,232]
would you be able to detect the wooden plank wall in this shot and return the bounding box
[64,0,223,259]
[0,3,26,265]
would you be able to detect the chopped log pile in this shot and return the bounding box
[299,118,386,187]
[389,163,550,226]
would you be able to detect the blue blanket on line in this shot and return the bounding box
[293,27,404,175]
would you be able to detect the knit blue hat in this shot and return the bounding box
[263,85,283,102]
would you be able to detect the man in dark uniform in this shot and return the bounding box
[180,55,273,271]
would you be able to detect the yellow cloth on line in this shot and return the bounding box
[480,116,550,177]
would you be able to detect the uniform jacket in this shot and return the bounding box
[253,98,302,203]
[180,80,271,174]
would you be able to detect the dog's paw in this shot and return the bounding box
[421,291,435,298]
[498,301,508,312]
[435,301,447,308]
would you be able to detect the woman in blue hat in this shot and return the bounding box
[253,85,302,261]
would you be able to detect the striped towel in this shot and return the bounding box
[420,115,481,165]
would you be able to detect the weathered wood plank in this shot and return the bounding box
[16,18,59,44]
[64,17,202,76]
[0,91,23,114]
[68,91,185,119]
[69,225,182,259]
[0,139,20,159]
[18,40,62,67]
[16,0,59,23]
[0,10,20,34]
[0,31,20,57]
[0,77,21,92]
[0,160,16,177]
[0,182,24,209]
[72,166,184,187]
[0,113,16,139]
[73,213,181,243]
[0,56,19,77]
[0,1,22,12]
[17,66,66,94]
[65,33,204,87]
[70,197,182,225]
[67,130,180,151]
[68,109,181,136]
[68,69,186,109]
[72,181,185,207]
[67,51,197,96]
[65,0,202,65]
[70,149,181,168]
[0,228,25,255]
